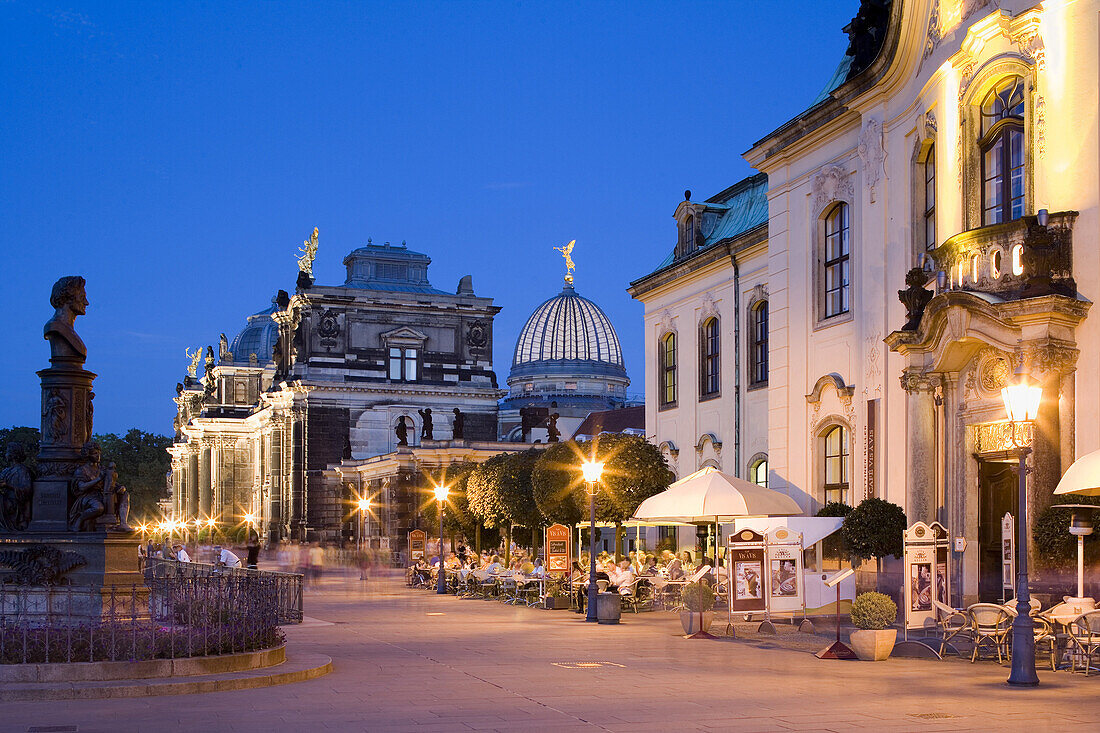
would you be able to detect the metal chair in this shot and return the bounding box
[932,599,969,657]
[968,603,1011,664]
[618,577,650,613]
[1067,609,1100,675]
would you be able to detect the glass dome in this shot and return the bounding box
[228,303,278,365]
[509,284,626,380]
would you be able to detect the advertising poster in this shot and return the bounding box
[770,559,798,597]
[545,523,571,573]
[409,529,426,561]
[727,529,766,613]
[911,562,932,612]
[1001,513,1014,593]
[736,560,764,599]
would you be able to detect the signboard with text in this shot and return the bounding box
[1001,513,1014,597]
[903,521,950,630]
[764,527,804,614]
[546,523,571,574]
[727,529,766,613]
[409,529,426,561]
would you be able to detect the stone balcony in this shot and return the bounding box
[930,211,1077,300]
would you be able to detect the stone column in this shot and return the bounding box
[902,371,938,525]
[268,428,283,540]
[290,417,305,539]
[199,443,212,517]
[187,451,199,518]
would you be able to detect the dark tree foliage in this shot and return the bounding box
[0,426,40,471]
[1033,495,1100,568]
[94,429,172,519]
[467,450,541,530]
[531,441,585,526]
[842,497,907,561]
[815,501,853,560]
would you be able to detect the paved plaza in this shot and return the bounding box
[5,570,1099,733]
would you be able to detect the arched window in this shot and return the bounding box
[700,318,720,398]
[823,203,850,318]
[750,457,768,488]
[923,145,936,251]
[823,425,849,505]
[750,301,768,385]
[660,332,677,407]
[980,77,1025,225]
[685,215,695,250]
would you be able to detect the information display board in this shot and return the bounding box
[727,529,766,613]
[1001,512,1014,597]
[903,521,950,630]
[546,523,571,574]
[764,527,804,614]
[408,529,426,561]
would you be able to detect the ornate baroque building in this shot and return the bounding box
[169,238,503,542]
[631,0,1097,604]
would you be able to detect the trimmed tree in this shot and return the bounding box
[842,498,907,570]
[95,429,172,519]
[466,449,542,563]
[815,501,853,563]
[532,434,673,561]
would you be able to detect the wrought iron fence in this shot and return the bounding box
[0,571,289,665]
[145,558,304,625]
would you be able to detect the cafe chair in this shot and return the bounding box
[618,577,649,613]
[967,603,1011,664]
[1067,609,1100,676]
[931,599,969,658]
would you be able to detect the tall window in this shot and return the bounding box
[388,347,418,381]
[823,203,850,318]
[750,457,768,488]
[980,77,1025,226]
[660,333,677,406]
[700,318,720,398]
[750,301,768,385]
[823,425,849,504]
[923,146,936,251]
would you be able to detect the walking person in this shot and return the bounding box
[246,530,260,569]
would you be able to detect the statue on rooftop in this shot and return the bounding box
[452,408,465,440]
[185,346,202,379]
[554,240,576,285]
[418,408,433,441]
[395,416,409,447]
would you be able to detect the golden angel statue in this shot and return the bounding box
[554,239,576,283]
[297,227,320,275]
[185,346,203,378]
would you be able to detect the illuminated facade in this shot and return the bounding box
[168,240,503,542]
[633,0,1097,603]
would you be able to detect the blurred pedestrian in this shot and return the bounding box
[246,530,260,569]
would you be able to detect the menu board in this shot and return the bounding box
[903,521,951,630]
[545,523,571,573]
[764,527,804,613]
[409,529,426,561]
[1001,513,1014,594]
[727,529,766,613]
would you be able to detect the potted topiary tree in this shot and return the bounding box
[849,591,898,661]
[680,581,716,635]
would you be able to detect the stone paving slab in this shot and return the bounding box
[2,570,1099,732]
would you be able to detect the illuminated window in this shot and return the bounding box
[971,254,980,283]
[980,77,1026,225]
[991,249,1002,279]
[660,333,677,407]
[388,347,418,382]
[923,145,936,251]
[824,203,850,317]
[700,318,720,397]
[823,425,849,505]
[1011,244,1024,276]
[750,457,768,488]
[750,302,768,385]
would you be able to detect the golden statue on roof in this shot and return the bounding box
[297,227,319,276]
[554,239,576,284]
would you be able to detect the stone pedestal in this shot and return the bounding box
[29,365,97,532]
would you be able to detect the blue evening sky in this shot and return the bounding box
[1,1,854,434]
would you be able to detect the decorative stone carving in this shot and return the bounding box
[465,319,488,356]
[42,389,68,444]
[185,346,202,378]
[1035,95,1046,157]
[218,333,232,362]
[973,421,1033,453]
[924,110,937,136]
[811,165,853,212]
[1025,340,1079,377]
[0,544,87,585]
[898,268,933,331]
[864,330,882,396]
[1020,218,1076,298]
[0,443,34,531]
[976,348,1011,394]
[202,346,217,401]
[657,309,677,336]
[923,0,941,58]
[857,117,886,202]
[318,309,340,341]
[699,291,719,324]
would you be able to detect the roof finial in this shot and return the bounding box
[554,239,576,286]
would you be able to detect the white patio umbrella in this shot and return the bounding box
[633,466,803,522]
[1054,448,1100,496]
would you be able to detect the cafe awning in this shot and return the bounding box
[632,466,803,523]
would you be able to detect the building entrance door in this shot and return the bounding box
[978,460,1018,602]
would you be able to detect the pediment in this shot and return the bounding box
[380,326,428,345]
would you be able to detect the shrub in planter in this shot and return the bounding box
[680,581,716,635]
[849,591,898,661]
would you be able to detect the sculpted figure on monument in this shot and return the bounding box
[0,443,34,531]
[418,408,433,441]
[395,416,409,446]
[68,441,109,532]
[104,461,131,531]
[42,389,67,443]
[203,346,217,401]
[452,408,465,440]
[43,276,88,366]
[547,412,561,443]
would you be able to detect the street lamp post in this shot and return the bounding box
[1001,356,1043,687]
[581,460,604,623]
[356,498,371,553]
[434,484,449,594]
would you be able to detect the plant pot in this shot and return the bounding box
[849,628,897,661]
[544,596,569,610]
[680,611,714,635]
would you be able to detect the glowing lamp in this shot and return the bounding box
[206,518,216,528]
[357,497,371,512]
[433,484,448,502]
[244,513,257,526]
[581,461,604,484]
[1001,365,1043,423]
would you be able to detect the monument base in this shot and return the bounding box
[0,532,147,624]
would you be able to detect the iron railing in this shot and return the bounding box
[0,572,286,665]
[145,558,304,625]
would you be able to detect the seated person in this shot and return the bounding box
[529,558,546,578]
[643,555,659,575]
[665,555,684,580]
[609,559,634,591]
[214,545,241,568]
[520,560,535,575]
[485,555,504,574]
